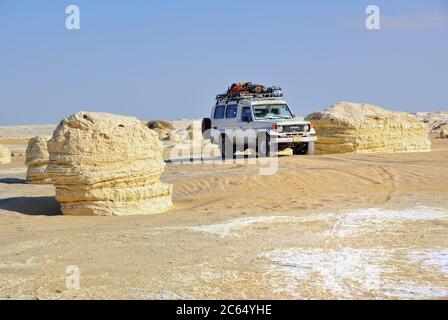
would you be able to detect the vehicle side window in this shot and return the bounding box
[241,107,252,121]
[226,105,238,118]
[214,105,225,119]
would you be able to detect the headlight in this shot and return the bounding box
[277,125,283,133]
[303,125,310,132]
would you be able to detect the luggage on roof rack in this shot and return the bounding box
[228,82,265,94]
[216,83,283,101]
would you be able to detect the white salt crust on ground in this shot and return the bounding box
[261,247,448,299]
[159,206,448,299]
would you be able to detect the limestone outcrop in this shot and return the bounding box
[0,144,11,164]
[441,125,448,139]
[305,102,431,154]
[147,120,175,140]
[25,136,52,184]
[414,112,448,133]
[47,112,173,216]
[156,120,219,161]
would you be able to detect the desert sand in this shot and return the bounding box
[0,124,448,299]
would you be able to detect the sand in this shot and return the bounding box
[0,128,448,299]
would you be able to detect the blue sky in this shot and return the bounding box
[0,0,447,125]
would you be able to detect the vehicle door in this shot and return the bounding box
[211,104,226,136]
[223,102,240,143]
[239,104,256,146]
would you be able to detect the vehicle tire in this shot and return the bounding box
[306,141,315,155]
[293,142,315,155]
[202,118,211,139]
[256,132,272,158]
[292,144,305,155]
[219,134,235,160]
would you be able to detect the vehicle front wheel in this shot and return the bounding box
[293,142,315,155]
[256,132,272,158]
[306,141,315,155]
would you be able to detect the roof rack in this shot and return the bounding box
[216,91,283,102]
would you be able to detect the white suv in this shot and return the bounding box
[202,91,317,158]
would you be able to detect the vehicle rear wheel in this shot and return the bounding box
[201,118,211,139]
[219,134,236,160]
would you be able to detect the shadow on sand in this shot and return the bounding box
[0,178,26,184]
[165,154,290,164]
[0,196,62,216]
[165,156,221,164]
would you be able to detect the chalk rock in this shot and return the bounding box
[170,130,189,144]
[25,136,52,184]
[305,102,431,154]
[441,126,448,139]
[147,120,175,140]
[0,144,11,164]
[47,112,173,216]
[414,112,448,133]
[12,150,26,157]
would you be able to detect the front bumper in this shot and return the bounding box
[271,135,317,144]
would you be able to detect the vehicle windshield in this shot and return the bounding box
[252,104,293,120]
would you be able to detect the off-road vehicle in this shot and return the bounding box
[202,84,317,159]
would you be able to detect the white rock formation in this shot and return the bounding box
[0,144,11,164]
[46,112,173,216]
[144,119,220,162]
[25,136,52,184]
[414,112,448,133]
[147,120,175,140]
[305,102,431,154]
[441,125,448,139]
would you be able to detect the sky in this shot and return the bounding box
[0,0,447,125]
